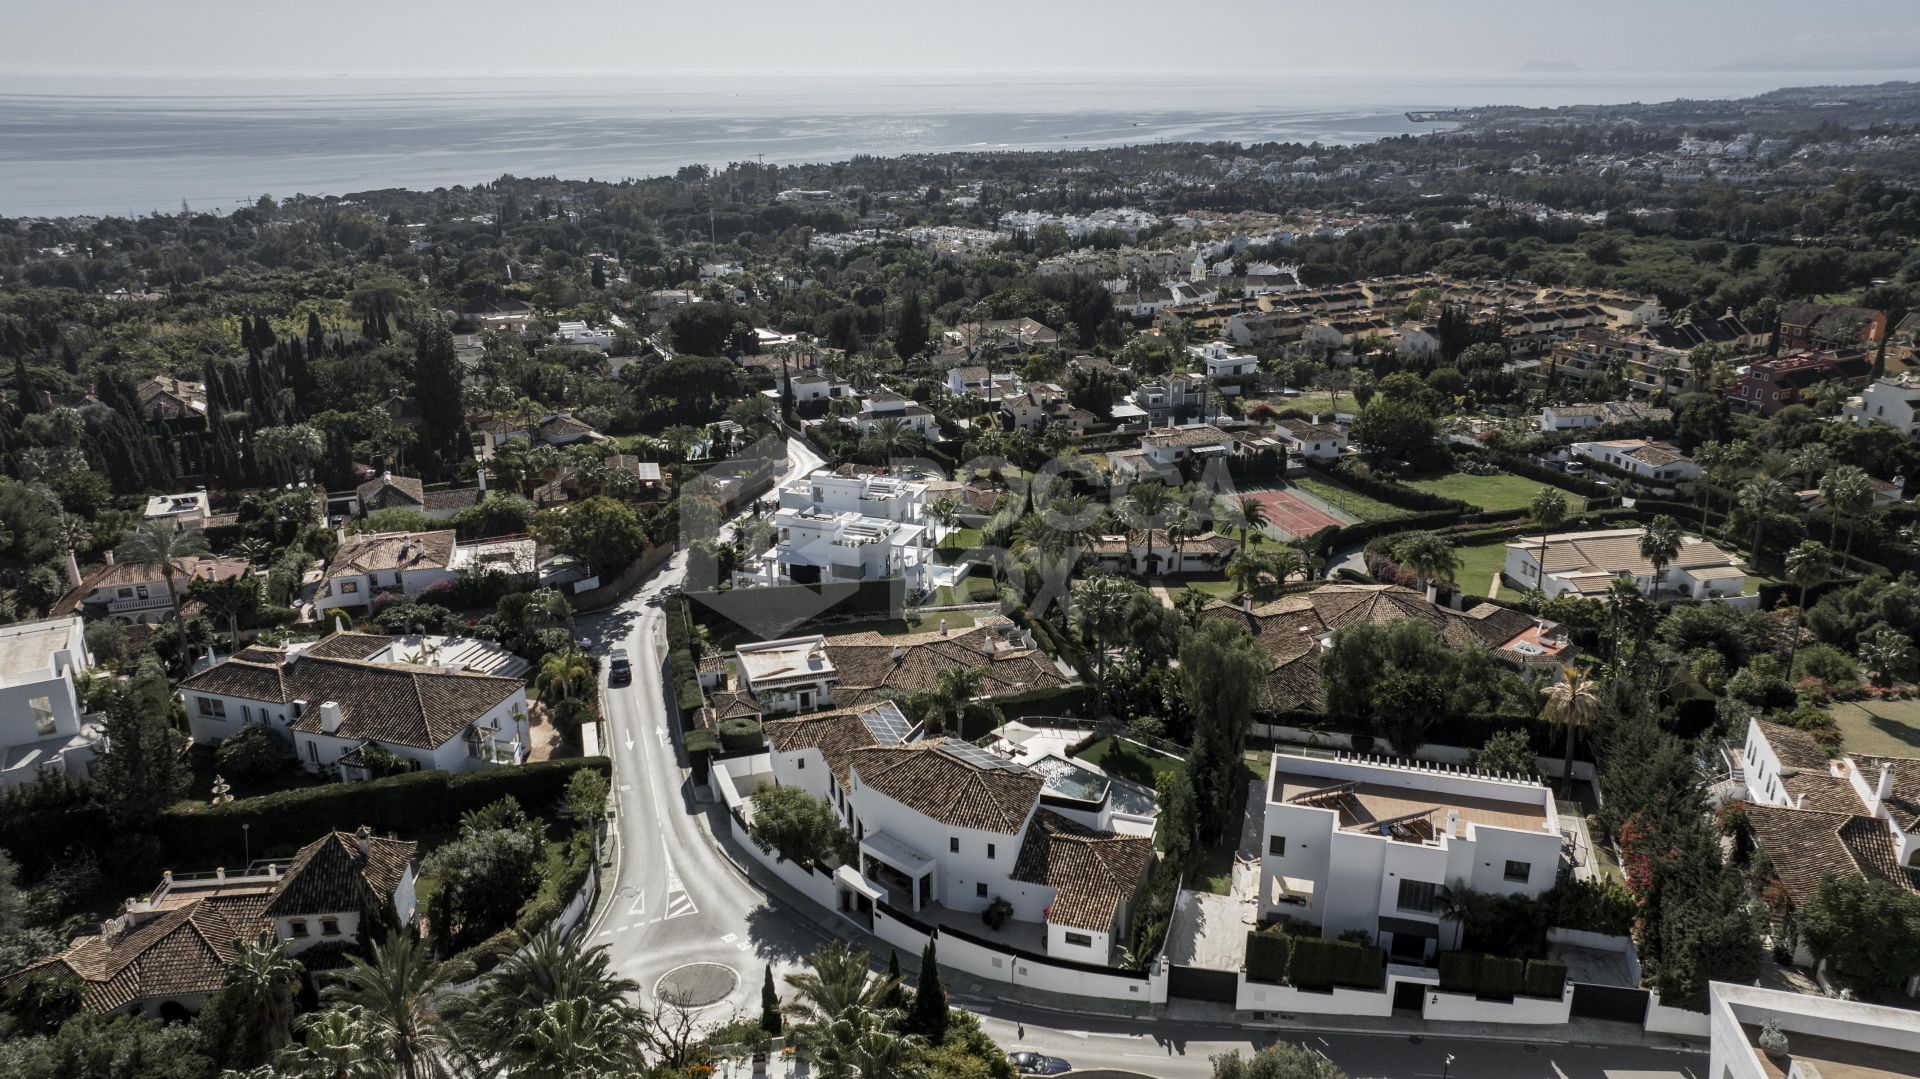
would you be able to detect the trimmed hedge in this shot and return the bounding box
[1288,936,1386,991]
[1245,931,1291,984]
[1481,449,1612,499]
[1310,509,1461,558]
[152,758,612,868]
[1438,952,1566,999]
[1297,459,1471,514]
[663,596,703,715]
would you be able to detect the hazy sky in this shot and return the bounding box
[5,0,1919,79]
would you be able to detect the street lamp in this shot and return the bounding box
[1442,1053,1455,1079]
[242,823,251,868]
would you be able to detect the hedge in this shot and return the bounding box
[151,758,612,868]
[1481,449,1613,499]
[1296,459,1471,514]
[1438,952,1566,999]
[1287,936,1385,991]
[663,596,703,714]
[1245,931,1291,984]
[1310,509,1461,558]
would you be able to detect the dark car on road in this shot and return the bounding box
[607,647,631,685]
[1008,1052,1071,1075]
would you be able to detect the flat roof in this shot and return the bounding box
[1271,761,1552,839]
[0,618,81,682]
[1743,1025,1920,1079]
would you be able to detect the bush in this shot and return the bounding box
[1287,935,1384,991]
[213,724,294,784]
[1245,930,1290,984]
[717,716,765,752]
[982,897,1013,930]
[1438,951,1524,998]
[1543,877,1637,937]
[1796,643,1860,688]
[1521,958,1568,999]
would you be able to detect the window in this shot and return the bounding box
[975,883,988,898]
[198,697,226,719]
[242,705,252,723]
[949,837,960,854]
[340,581,359,594]
[116,587,133,599]
[796,758,805,770]
[1397,879,1438,914]
[1268,835,1286,857]
[289,919,309,938]
[1504,860,1531,883]
[1064,932,1094,947]
[307,741,320,764]
[30,697,56,736]
[320,917,340,937]
[986,843,995,860]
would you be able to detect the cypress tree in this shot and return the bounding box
[883,950,905,1011]
[305,311,325,357]
[910,938,947,1039]
[759,963,781,1035]
[412,315,467,482]
[13,355,38,413]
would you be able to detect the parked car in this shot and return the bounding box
[608,647,632,685]
[1009,1052,1072,1075]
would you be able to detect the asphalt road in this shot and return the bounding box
[579,436,1704,1079]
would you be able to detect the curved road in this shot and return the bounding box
[577,439,1704,1078]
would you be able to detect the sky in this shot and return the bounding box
[4,0,1919,80]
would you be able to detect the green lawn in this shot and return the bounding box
[1452,540,1513,597]
[1288,476,1406,523]
[1405,471,1588,514]
[1072,735,1185,789]
[1828,700,1920,757]
[1170,575,1239,603]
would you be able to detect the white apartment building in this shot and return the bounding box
[0,617,100,789]
[1504,527,1745,601]
[1844,374,1920,436]
[1259,751,1562,964]
[178,631,531,775]
[1569,438,1701,482]
[778,468,929,524]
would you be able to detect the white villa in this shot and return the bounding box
[178,631,531,776]
[1708,983,1920,1079]
[1844,374,1920,436]
[1569,438,1700,483]
[143,490,211,530]
[852,392,939,437]
[1259,750,1563,964]
[1191,341,1260,382]
[1503,527,1745,600]
[0,617,100,789]
[739,469,935,590]
[1271,417,1347,460]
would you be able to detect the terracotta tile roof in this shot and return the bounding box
[356,474,426,511]
[53,556,254,616]
[264,829,416,918]
[763,703,911,788]
[823,618,1070,707]
[302,633,395,661]
[422,486,483,513]
[851,739,1042,834]
[1758,721,1833,771]
[1849,754,1920,830]
[1141,424,1234,449]
[6,895,269,1012]
[327,530,457,576]
[1743,802,1920,906]
[1012,810,1155,932]
[178,641,521,750]
[1512,528,1737,579]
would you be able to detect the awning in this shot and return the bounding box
[835,865,883,900]
[861,831,934,876]
[1378,915,1440,940]
[1269,876,1317,907]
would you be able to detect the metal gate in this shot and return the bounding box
[1569,982,1651,1024]
[1167,965,1238,1004]
[1392,981,1427,1012]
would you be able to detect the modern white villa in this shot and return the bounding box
[736,468,936,590]
[1258,750,1562,964]
[0,617,100,789]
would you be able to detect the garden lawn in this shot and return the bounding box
[1172,576,1239,602]
[1452,540,1513,598]
[1405,470,1588,514]
[1072,735,1186,790]
[1288,476,1407,523]
[1827,700,1920,758]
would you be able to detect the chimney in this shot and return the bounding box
[1796,792,1809,810]
[356,825,372,859]
[63,548,81,589]
[103,549,115,566]
[318,700,343,734]
[983,637,996,657]
[1445,810,1460,837]
[476,468,487,493]
[939,618,948,637]
[890,645,903,664]
[1878,764,1896,805]
[1242,596,1253,614]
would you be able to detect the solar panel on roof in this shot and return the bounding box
[937,739,1027,772]
[860,702,914,745]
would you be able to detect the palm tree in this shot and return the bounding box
[1861,630,1912,688]
[1821,464,1875,567]
[863,417,918,463]
[1390,530,1459,598]
[498,996,645,1079]
[1790,444,1832,492]
[927,496,959,550]
[1540,669,1603,795]
[1740,477,1790,564]
[810,1007,928,1079]
[323,932,458,1079]
[933,664,986,736]
[1638,514,1682,596]
[1783,540,1831,673]
[1125,480,1174,572]
[116,519,212,621]
[222,931,304,1059]
[783,943,900,1038]
[1528,487,1569,589]
[1166,504,1193,573]
[1436,879,1497,951]
[1073,574,1131,715]
[1692,439,1728,529]
[536,649,595,702]
[472,927,639,1026]
[276,1008,385,1079]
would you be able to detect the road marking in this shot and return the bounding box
[721,933,738,944]
[736,942,750,951]
[665,892,698,920]
[618,784,632,792]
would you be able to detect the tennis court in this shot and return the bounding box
[1243,486,1350,539]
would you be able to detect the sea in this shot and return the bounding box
[0,69,1912,219]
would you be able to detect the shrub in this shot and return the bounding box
[717,716,765,752]
[1521,958,1568,999]
[1245,930,1290,984]
[1287,936,1384,991]
[982,897,1013,930]
[1543,877,1637,937]
[213,724,294,784]
[1795,643,1860,689]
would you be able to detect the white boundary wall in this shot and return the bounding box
[1645,991,1711,1036]
[1423,984,1573,1025]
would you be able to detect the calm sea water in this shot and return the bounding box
[0,70,1907,218]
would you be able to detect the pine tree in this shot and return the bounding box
[910,938,947,1039]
